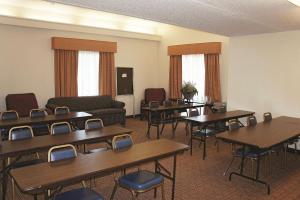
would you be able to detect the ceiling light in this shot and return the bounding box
[288,0,300,7]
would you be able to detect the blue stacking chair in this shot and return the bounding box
[84,118,109,153]
[48,144,104,200]
[1,110,19,120]
[1,110,19,140]
[8,126,44,200]
[50,122,72,135]
[30,109,50,136]
[223,119,269,177]
[110,134,165,200]
[54,106,70,115]
[247,115,257,127]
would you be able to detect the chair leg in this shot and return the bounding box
[130,190,137,200]
[110,183,118,200]
[12,178,15,200]
[223,157,235,176]
[160,124,165,135]
[185,122,189,136]
[172,123,175,138]
[251,159,255,179]
[161,184,166,200]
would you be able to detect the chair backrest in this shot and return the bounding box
[48,144,77,162]
[112,134,133,150]
[211,102,227,113]
[9,126,34,141]
[30,109,47,118]
[144,88,166,104]
[85,118,104,130]
[247,116,257,127]
[228,119,240,131]
[1,110,19,121]
[50,122,71,135]
[263,112,272,122]
[149,101,160,108]
[54,106,70,115]
[6,93,39,117]
[189,108,200,117]
[176,99,185,105]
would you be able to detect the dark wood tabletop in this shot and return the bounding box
[0,126,132,159]
[10,139,189,194]
[0,112,92,129]
[217,116,300,149]
[142,103,205,112]
[186,110,255,124]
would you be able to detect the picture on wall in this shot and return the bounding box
[116,67,133,95]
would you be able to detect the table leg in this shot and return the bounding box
[203,136,206,160]
[190,122,193,156]
[146,111,151,138]
[157,125,160,139]
[154,161,158,198]
[2,159,7,200]
[171,155,177,200]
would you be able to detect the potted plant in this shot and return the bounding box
[181,81,198,101]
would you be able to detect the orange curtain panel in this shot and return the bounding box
[99,52,116,98]
[169,55,182,99]
[204,54,221,102]
[54,50,78,97]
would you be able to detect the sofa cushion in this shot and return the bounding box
[87,108,125,115]
[47,96,113,111]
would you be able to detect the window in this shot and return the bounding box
[77,51,100,96]
[182,54,205,101]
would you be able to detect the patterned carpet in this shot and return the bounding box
[6,118,300,200]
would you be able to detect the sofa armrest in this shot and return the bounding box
[141,99,147,106]
[112,100,125,109]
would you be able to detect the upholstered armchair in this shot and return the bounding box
[6,93,41,117]
[140,88,166,120]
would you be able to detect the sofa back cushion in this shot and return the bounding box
[145,88,166,104]
[6,93,39,117]
[47,95,113,111]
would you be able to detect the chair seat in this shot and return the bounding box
[87,147,108,154]
[119,170,163,191]
[192,129,216,137]
[54,188,104,200]
[235,147,268,158]
[11,159,44,169]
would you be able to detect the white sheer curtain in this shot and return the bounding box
[77,51,100,96]
[182,54,205,101]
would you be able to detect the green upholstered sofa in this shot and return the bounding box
[46,95,126,127]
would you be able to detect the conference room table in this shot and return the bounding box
[142,103,206,139]
[217,116,300,194]
[0,125,132,200]
[10,139,189,200]
[185,110,255,160]
[0,111,92,130]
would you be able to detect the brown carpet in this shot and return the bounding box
[7,118,300,200]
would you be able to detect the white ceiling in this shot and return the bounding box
[46,0,300,36]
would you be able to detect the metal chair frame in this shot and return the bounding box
[110,134,165,200]
[50,122,72,135]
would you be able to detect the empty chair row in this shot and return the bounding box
[0,106,71,121]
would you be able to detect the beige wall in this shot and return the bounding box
[0,22,229,115]
[157,25,230,101]
[228,30,300,121]
[0,24,159,114]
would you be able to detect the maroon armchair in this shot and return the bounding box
[6,93,39,117]
[140,88,166,120]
